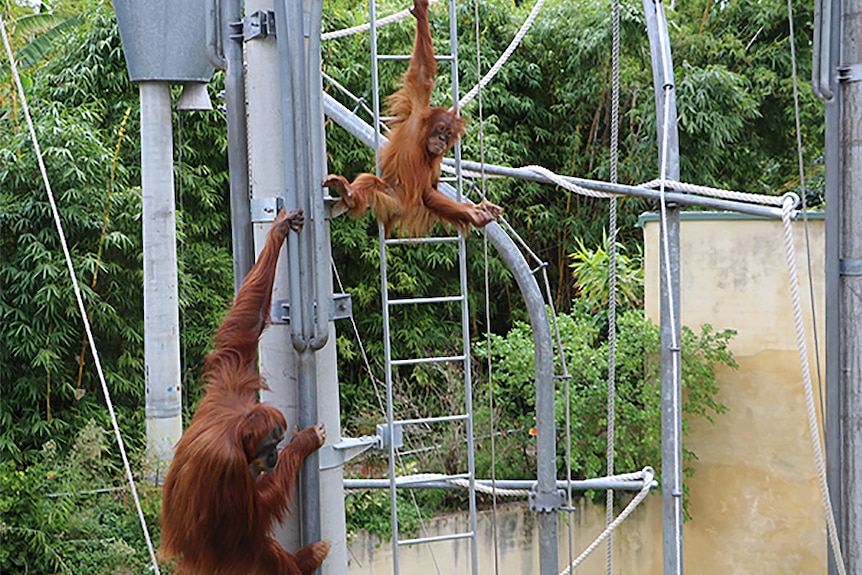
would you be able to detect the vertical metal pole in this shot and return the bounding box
[822,0,842,571]
[839,0,862,567]
[245,0,302,552]
[219,0,255,291]
[140,81,184,476]
[643,1,683,573]
[824,0,850,575]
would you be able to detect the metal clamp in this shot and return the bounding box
[243,10,276,41]
[376,423,404,450]
[838,64,862,83]
[529,488,566,512]
[271,293,353,324]
[250,197,284,223]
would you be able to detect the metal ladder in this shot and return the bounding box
[368,1,479,574]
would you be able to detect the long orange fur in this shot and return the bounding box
[159,209,330,575]
[324,0,501,237]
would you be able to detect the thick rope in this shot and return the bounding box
[558,468,655,575]
[0,13,161,575]
[606,0,622,570]
[457,0,546,110]
[780,196,847,575]
[640,178,785,206]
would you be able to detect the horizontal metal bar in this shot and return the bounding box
[384,235,460,245]
[378,54,454,62]
[447,159,793,220]
[343,478,656,492]
[398,531,475,546]
[396,472,471,486]
[389,295,463,306]
[398,413,469,426]
[391,354,465,366]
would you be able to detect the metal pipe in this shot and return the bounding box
[323,93,791,220]
[824,0,842,571]
[273,0,307,352]
[344,478,657,492]
[644,1,683,574]
[278,0,322,552]
[205,0,226,71]
[220,0,254,291]
[308,0,330,351]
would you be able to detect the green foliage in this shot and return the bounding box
[570,231,643,313]
[473,304,735,512]
[0,2,236,464]
[0,420,161,574]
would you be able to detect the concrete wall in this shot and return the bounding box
[346,213,827,574]
[643,213,827,574]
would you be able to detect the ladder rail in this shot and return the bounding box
[370,2,478,574]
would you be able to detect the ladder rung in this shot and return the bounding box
[377,54,455,62]
[389,295,463,306]
[391,354,465,367]
[398,531,475,547]
[385,235,460,245]
[398,413,469,426]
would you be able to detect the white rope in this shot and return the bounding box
[640,178,785,206]
[780,196,847,575]
[321,0,441,41]
[0,13,161,575]
[525,165,619,199]
[457,0,546,110]
[557,467,655,575]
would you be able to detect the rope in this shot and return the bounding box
[457,0,546,110]
[558,468,655,575]
[640,178,785,206]
[0,14,161,575]
[780,196,847,575]
[470,2,502,572]
[321,0,441,41]
[605,0,621,568]
[784,0,826,426]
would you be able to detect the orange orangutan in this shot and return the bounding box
[324,0,501,237]
[159,208,330,575]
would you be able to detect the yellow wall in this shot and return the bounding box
[346,214,828,574]
[643,213,827,574]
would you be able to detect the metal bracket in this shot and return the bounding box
[839,258,862,276]
[271,293,353,324]
[376,423,404,450]
[243,10,276,41]
[250,197,284,223]
[529,488,566,512]
[838,64,862,83]
[319,436,380,470]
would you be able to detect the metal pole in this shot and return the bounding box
[244,0,302,552]
[822,0,842,571]
[140,81,183,477]
[219,0,254,291]
[838,0,862,566]
[324,92,790,220]
[643,1,683,574]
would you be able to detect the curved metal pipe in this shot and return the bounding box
[205,0,226,71]
[273,0,308,352]
[309,0,330,351]
[322,90,558,574]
